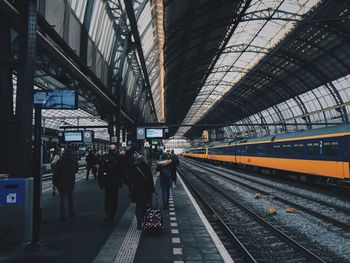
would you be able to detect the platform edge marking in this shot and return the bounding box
[93,205,135,263]
[178,173,234,263]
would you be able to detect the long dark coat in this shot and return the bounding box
[98,153,121,188]
[53,153,78,189]
[130,162,155,203]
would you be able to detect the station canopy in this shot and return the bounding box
[10,0,349,140]
[162,0,350,138]
[19,0,168,139]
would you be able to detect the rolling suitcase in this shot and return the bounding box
[143,196,163,231]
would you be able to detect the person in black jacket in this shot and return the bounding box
[157,153,172,209]
[98,144,122,222]
[119,149,131,197]
[130,154,155,230]
[85,150,97,180]
[169,149,179,187]
[53,147,78,221]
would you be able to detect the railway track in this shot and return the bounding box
[183,158,350,231]
[178,165,327,263]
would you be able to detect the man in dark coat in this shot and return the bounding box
[130,155,155,229]
[53,147,78,221]
[119,149,131,196]
[157,153,172,209]
[85,150,97,180]
[98,144,122,221]
[169,149,179,187]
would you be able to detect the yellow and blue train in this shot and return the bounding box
[183,124,350,181]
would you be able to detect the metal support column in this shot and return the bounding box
[0,0,37,178]
[32,108,42,243]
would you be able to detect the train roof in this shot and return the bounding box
[244,123,350,144]
[186,124,350,150]
[208,124,350,148]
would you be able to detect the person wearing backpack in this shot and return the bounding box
[157,153,172,209]
[98,144,122,222]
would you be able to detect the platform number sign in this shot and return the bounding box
[6,193,16,204]
[137,128,145,140]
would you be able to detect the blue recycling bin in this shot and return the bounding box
[0,178,33,243]
[0,178,26,205]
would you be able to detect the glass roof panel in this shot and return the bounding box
[333,75,350,102]
[223,74,350,138]
[177,0,321,136]
[41,109,109,140]
[134,0,164,121]
[69,0,87,23]
[89,0,104,40]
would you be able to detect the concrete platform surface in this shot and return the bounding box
[0,167,231,263]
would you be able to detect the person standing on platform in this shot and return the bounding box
[119,149,131,197]
[169,149,179,188]
[130,155,155,230]
[85,150,97,180]
[53,147,78,221]
[98,144,122,222]
[157,153,172,209]
[51,152,60,196]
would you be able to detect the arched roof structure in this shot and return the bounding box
[162,0,350,139]
[2,0,350,141]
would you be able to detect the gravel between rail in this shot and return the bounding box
[180,158,350,262]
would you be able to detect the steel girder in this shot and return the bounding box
[107,0,158,125]
[187,2,350,138]
[197,0,252,99]
[241,8,303,22]
[80,0,94,65]
[277,50,349,123]
[123,0,158,122]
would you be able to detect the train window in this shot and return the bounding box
[247,145,257,154]
[293,144,304,155]
[272,145,280,154]
[241,145,248,153]
[257,145,264,155]
[307,142,320,156]
[218,148,226,155]
[227,146,235,154]
[282,144,292,155]
[324,141,339,157]
[265,144,272,154]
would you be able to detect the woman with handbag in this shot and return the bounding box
[129,155,155,230]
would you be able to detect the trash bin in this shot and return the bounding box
[0,178,33,243]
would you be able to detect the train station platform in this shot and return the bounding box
[1,168,231,263]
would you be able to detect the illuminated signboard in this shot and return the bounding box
[145,128,163,139]
[33,89,77,109]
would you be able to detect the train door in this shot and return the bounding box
[236,145,241,164]
[232,144,237,164]
[344,136,350,179]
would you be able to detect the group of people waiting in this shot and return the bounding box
[51,145,179,230]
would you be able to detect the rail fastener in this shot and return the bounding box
[268,207,277,214]
[286,207,296,213]
[255,192,262,199]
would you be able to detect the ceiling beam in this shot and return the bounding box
[123,0,158,122]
